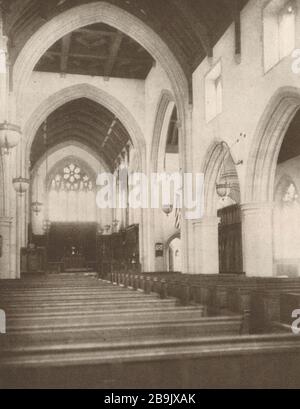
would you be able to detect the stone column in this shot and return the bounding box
[179,104,195,274]
[241,202,274,277]
[0,216,12,278]
[15,191,27,278]
[193,216,220,275]
[0,30,8,124]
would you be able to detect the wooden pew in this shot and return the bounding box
[1,333,300,388]
[1,315,243,347]
[110,272,300,334]
[5,305,206,329]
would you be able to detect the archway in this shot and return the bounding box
[149,93,181,272]
[166,233,181,273]
[272,108,300,277]
[202,141,242,274]
[244,87,300,277]
[11,2,191,274]
[12,2,189,124]
[18,84,148,273]
[148,90,175,271]
[245,87,300,203]
[23,84,146,176]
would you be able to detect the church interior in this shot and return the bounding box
[1,0,300,389]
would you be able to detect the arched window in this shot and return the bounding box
[282,182,298,203]
[48,162,96,222]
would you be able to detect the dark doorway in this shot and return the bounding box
[217,204,243,274]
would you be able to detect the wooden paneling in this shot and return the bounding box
[218,204,243,274]
[48,222,97,264]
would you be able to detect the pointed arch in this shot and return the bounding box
[23,83,146,177]
[245,87,300,203]
[12,2,188,122]
[150,90,175,173]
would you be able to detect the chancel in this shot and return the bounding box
[1,0,300,389]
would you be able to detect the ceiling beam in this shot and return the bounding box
[60,33,72,74]
[172,0,213,58]
[104,32,123,78]
[223,0,241,56]
[76,27,116,37]
[44,50,152,64]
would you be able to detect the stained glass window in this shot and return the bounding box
[48,163,96,222]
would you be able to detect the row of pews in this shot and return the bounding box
[0,272,300,388]
[109,271,300,333]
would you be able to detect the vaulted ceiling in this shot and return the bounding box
[30,98,131,170]
[2,0,250,82]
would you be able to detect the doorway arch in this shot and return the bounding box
[166,233,181,272]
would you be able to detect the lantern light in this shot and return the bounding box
[0,122,21,155]
[12,177,30,195]
[216,182,231,199]
[162,204,173,216]
[32,200,43,215]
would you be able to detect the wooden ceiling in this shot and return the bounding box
[34,23,154,79]
[1,0,250,82]
[30,98,131,169]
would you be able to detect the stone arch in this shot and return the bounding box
[11,2,192,273]
[12,2,188,124]
[147,90,177,272]
[22,83,148,270]
[202,140,241,215]
[165,232,181,272]
[150,90,175,173]
[245,87,300,203]
[23,83,146,177]
[165,231,181,249]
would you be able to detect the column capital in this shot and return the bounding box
[241,201,274,215]
[192,215,220,227]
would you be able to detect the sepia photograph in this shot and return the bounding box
[0,0,300,392]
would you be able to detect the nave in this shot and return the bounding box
[1,273,300,389]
